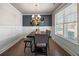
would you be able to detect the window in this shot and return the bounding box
[55,4,77,43]
[55,10,64,36]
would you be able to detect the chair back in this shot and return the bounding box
[46,30,51,36]
[35,34,49,44]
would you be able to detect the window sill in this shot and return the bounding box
[55,34,79,45]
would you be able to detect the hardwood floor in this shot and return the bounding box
[0,38,70,56]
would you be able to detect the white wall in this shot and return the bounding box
[0,3,52,54]
[0,4,22,26]
[52,3,79,56]
[0,3,23,54]
[22,26,52,38]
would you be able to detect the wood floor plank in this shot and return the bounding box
[0,38,70,56]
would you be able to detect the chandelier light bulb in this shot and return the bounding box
[38,14,41,19]
[32,14,35,18]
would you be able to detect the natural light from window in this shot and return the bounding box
[55,4,77,44]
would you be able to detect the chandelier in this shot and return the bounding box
[31,4,41,26]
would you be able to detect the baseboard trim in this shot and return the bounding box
[52,36,77,56]
[0,36,23,54]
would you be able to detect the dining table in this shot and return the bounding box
[27,31,51,38]
[26,31,51,52]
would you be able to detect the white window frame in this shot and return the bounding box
[55,4,77,44]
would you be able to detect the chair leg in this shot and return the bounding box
[46,45,48,56]
[46,49,48,56]
[24,43,26,53]
[30,41,32,52]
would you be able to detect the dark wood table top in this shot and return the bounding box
[27,31,35,38]
[27,31,51,38]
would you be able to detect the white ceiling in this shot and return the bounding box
[11,3,61,15]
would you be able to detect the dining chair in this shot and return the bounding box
[24,38,33,53]
[34,34,49,55]
[46,30,51,48]
[46,30,51,36]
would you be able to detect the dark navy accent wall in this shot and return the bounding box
[23,15,52,26]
